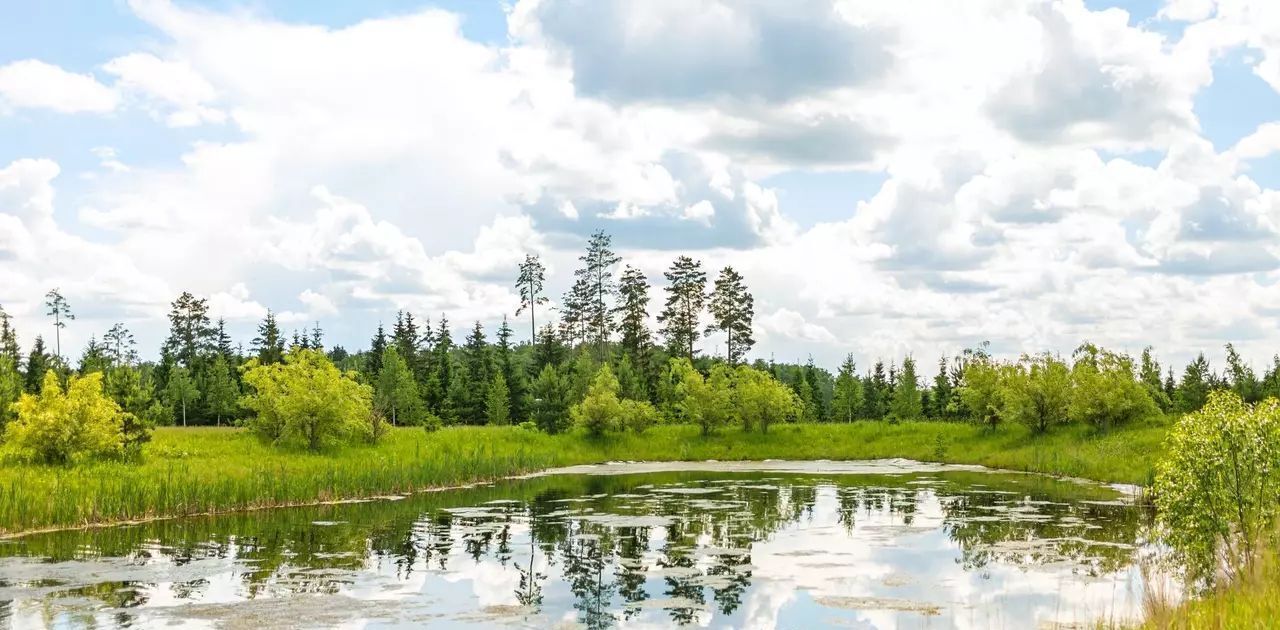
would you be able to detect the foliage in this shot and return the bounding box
[889,356,923,421]
[0,355,20,427]
[486,372,511,426]
[163,366,199,426]
[1067,344,1158,430]
[658,256,707,359]
[571,364,623,438]
[831,354,862,423]
[619,398,659,434]
[240,349,375,451]
[680,363,734,436]
[1154,391,1280,588]
[1003,354,1072,433]
[734,366,801,433]
[706,266,754,365]
[3,371,130,465]
[958,356,1007,430]
[530,364,572,434]
[374,346,422,426]
[203,354,239,425]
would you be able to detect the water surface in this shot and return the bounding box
[0,460,1151,629]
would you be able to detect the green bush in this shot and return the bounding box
[571,364,622,438]
[1068,344,1158,430]
[620,399,659,434]
[3,371,133,465]
[240,349,375,451]
[1154,391,1280,588]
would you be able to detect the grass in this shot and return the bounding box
[1143,544,1280,629]
[0,419,1170,535]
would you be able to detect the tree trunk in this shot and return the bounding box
[182,400,187,427]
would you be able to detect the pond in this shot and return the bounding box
[0,460,1152,629]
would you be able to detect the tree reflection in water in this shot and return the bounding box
[2,469,1151,628]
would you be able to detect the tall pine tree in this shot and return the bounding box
[657,256,706,359]
[706,266,754,365]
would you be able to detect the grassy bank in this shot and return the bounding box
[1145,545,1280,629]
[0,420,1168,535]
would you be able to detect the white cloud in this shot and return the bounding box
[0,59,119,114]
[102,52,225,126]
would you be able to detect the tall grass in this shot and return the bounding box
[0,420,1169,535]
[1144,542,1280,629]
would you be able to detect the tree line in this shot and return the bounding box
[2,231,1280,446]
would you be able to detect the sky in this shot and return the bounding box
[1,0,1279,373]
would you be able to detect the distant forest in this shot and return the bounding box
[1,230,1276,429]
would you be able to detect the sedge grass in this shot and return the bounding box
[0,420,1169,535]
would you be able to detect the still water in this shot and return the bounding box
[0,460,1150,629]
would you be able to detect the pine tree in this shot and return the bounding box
[163,292,215,370]
[890,356,923,421]
[103,323,138,368]
[78,336,110,374]
[577,230,621,359]
[706,266,755,365]
[927,356,952,418]
[252,310,285,365]
[428,316,454,414]
[530,363,571,434]
[560,274,592,347]
[831,354,861,422]
[516,254,549,343]
[461,321,492,424]
[657,256,707,359]
[44,288,75,360]
[1175,353,1211,413]
[0,304,21,366]
[486,372,511,425]
[309,322,324,352]
[375,346,421,425]
[615,265,652,359]
[1224,342,1260,403]
[532,323,567,374]
[366,323,388,378]
[495,316,526,421]
[24,336,50,393]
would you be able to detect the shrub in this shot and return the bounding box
[620,399,659,433]
[958,357,1007,430]
[734,366,801,433]
[422,411,443,432]
[571,365,622,438]
[680,363,734,436]
[1003,353,1072,433]
[3,371,132,465]
[240,349,375,451]
[1068,344,1158,430]
[1154,391,1280,588]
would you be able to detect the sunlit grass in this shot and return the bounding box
[1143,543,1280,629]
[0,420,1170,535]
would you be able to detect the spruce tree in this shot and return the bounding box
[890,356,923,421]
[366,323,388,378]
[495,316,525,421]
[706,266,755,365]
[530,363,571,434]
[462,321,492,423]
[931,356,953,418]
[831,354,861,422]
[24,335,50,393]
[1175,353,1211,412]
[486,372,511,425]
[375,346,421,425]
[532,323,567,374]
[657,256,707,359]
[0,305,22,367]
[252,310,285,365]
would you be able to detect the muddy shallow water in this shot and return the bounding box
[0,460,1152,629]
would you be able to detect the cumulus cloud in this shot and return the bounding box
[3,0,1280,371]
[512,0,894,104]
[0,59,119,114]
